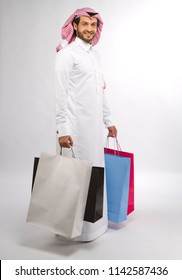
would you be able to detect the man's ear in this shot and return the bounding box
[73,22,77,31]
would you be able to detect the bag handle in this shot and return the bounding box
[105,137,122,154]
[60,147,76,158]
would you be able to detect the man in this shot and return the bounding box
[55,7,117,241]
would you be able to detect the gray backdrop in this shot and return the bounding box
[0,0,182,260]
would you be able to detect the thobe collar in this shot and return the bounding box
[75,37,92,52]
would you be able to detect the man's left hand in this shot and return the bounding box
[107,126,118,138]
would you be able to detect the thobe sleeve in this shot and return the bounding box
[54,50,73,138]
[103,93,113,128]
[101,74,113,128]
[96,52,114,128]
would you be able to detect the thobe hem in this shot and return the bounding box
[55,223,108,242]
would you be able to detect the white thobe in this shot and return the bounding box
[55,37,113,241]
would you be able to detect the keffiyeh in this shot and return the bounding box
[56,7,103,52]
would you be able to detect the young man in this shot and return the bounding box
[55,7,117,241]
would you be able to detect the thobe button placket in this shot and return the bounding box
[89,51,101,95]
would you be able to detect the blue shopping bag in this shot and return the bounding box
[104,152,131,223]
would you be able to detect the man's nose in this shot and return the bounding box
[86,24,93,32]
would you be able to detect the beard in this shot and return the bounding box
[77,30,96,43]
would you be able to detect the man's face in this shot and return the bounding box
[73,16,98,43]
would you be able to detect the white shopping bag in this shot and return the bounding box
[26,152,92,238]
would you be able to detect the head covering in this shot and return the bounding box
[56,7,103,52]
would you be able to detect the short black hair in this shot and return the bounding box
[73,16,80,25]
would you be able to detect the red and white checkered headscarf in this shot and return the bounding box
[56,7,103,52]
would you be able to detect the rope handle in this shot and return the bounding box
[105,137,122,155]
[60,147,76,158]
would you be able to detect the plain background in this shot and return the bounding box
[0,0,182,259]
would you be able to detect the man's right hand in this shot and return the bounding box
[58,135,73,148]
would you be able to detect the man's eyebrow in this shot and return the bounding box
[81,20,97,24]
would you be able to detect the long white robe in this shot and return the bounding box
[55,37,113,241]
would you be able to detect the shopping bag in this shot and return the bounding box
[31,157,39,191]
[104,139,134,215]
[104,138,133,223]
[27,152,92,238]
[32,159,104,223]
[84,166,104,223]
